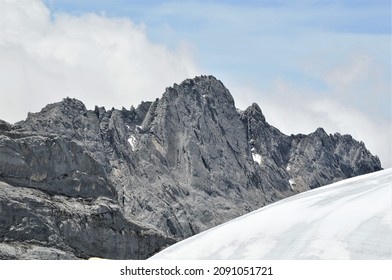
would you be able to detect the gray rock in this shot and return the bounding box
[0,242,77,260]
[0,75,381,259]
[0,181,176,259]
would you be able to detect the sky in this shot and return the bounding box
[0,0,391,167]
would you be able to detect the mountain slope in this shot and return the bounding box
[151,168,392,260]
[0,75,382,259]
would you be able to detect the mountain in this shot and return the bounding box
[151,168,392,259]
[0,75,382,259]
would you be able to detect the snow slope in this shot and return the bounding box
[151,169,392,259]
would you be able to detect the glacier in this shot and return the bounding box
[151,169,392,260]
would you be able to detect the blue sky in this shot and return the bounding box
[1,0,391,166]
[42,0,390,106]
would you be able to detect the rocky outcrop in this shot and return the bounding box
[243,103,381,193]
[0,75,382,259]
[0,180,176,259]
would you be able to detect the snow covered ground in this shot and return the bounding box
[151,169,392,259]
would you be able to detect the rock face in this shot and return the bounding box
[0,75,382,259]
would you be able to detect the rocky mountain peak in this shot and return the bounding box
[60,97,87,110]
[0,75,382,260]
[27,97,87,121]
[16,97,91,137]
[244,103,266,123]
[0,120,12,131]
[163,75,236,109]
[311,127,329,139]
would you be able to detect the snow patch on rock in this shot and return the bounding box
[252,152,262,165]
[289,179,296,190]
[250,146,262,165]
[128,135,137,151]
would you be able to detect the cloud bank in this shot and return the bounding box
[0,0,200,123]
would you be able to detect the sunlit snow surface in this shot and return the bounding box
[151,169,392,259]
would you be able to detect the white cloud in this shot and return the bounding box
[325,53,372,91]
[0,0,200,123]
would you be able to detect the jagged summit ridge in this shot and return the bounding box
[166,75,234,103]
[0,75,382,259]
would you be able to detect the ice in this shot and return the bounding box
[286,164,291,171]
[150,169,392,260]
